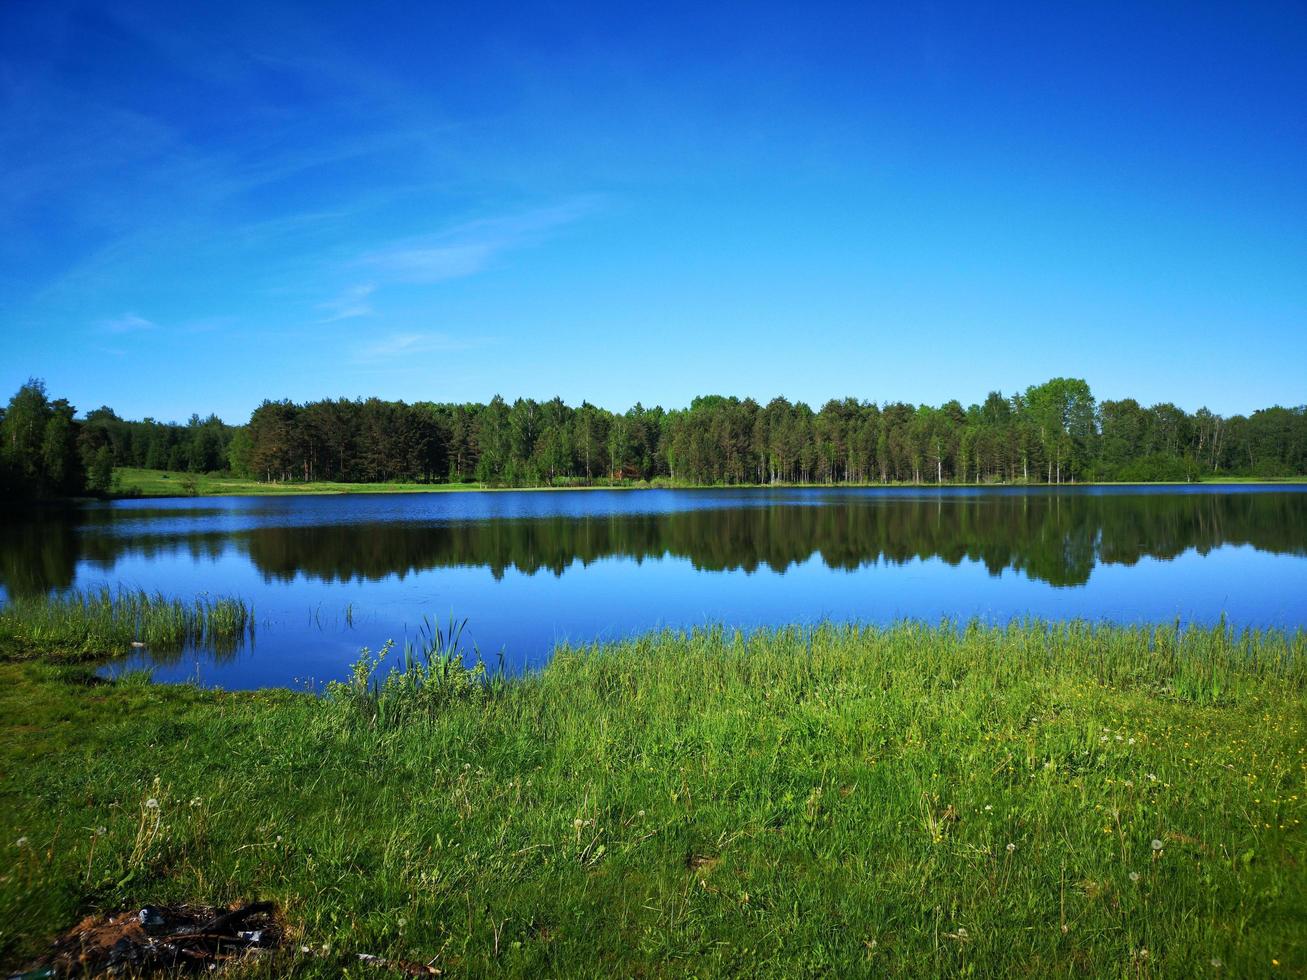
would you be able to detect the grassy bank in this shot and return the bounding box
[111,466,1307,498]
[1,622,1304,976]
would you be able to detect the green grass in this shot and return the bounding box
[0,587,253,661]
[112,467,486,497]
[112,466,1307,498]
[1,621,1304,976]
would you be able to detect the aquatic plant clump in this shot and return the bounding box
[0,587,253,660]
[324,617,503,730]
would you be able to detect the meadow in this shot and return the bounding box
[1,617,1303,976]
[109,466,1307,499]
[110,467,485,497]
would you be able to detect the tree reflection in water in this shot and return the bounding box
[4,489,1303,597]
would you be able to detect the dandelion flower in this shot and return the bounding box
[573,818,584,829]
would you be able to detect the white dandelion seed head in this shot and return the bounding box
[145,798,159,810]
[15,837,28,848]
[1151,838,1164,851]
[1129,871,1140,882]
[1006,842,1017,853]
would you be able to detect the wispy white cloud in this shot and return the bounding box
[358,199,598,284]
[306,199,599,327]
[355,331,490,362]
[100,312,157,334]
[318,282,376,322]
[361,243,497,284]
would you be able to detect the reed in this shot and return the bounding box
[325,616,504,730]
[0,587,253,660]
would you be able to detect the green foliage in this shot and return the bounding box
[0,382,241,499]
[76,403,236,481]
[0,621,1303,975]
[87,445,114,493]
[225,380,1307,490]
[0,380,85,499]
[4,378,1306,499]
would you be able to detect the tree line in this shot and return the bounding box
[1,379,237,500]
[2,376,1304,499]
[232,378,1304,487]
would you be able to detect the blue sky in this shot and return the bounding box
[2,1,1304,423]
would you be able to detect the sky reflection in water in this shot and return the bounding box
[2,485,1304,689]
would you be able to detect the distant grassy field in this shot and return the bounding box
[112,466,1307,498]
[111,467,483,496]
[1,620,1303,976]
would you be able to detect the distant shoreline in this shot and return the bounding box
[106,467,1307,500]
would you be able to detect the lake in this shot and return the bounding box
[3,484,1305,689]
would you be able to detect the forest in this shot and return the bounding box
[2,376,1304,499]
[0,380,236,499]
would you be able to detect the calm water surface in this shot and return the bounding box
[3,485,1305,689]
